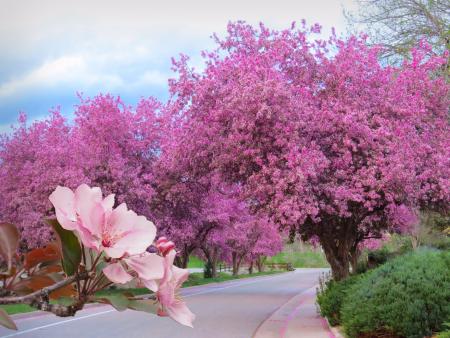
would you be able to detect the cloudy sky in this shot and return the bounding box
[0,0,357,133]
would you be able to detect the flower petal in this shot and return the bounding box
[49,186,77,230]
[75,184,103,235]
[102,194,115,211]
[110,215,157,257]
[172,266,189,288]
[126,253,164,281]
[142,278,159,292]
[103,262,133,284]
[166,300,195,327]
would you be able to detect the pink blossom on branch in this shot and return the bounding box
[48,184,194,327]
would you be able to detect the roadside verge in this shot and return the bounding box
[253,285,340,338]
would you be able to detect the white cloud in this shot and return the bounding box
[136,70,170,87]
[0,55,124,98]
[0,0,358,129]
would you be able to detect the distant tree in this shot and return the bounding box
[0,94,161,248]
[346,0,450,64]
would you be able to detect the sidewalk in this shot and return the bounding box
[253,286,340,338]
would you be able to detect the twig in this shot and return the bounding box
[128,294,156,301]
[0,271,90,305]
[28,297,86,317]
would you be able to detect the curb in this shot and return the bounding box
[253,285,338,338]
[322,318,344,338]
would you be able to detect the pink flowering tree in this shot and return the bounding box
[165,22,449,280]
[0,94,161,249]
[220,216,282,276]
[0,184,195,331]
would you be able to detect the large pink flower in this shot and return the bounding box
[49,184,156,258]
[155,250,195,327]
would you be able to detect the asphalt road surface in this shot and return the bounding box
[0,268,328,338]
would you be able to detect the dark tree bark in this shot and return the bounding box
[232,252,238,276]
[248,260,254,274]
[256,256,265,272]
[315,220,359,281]
[232,253,244,276]
[174,244,192,268]
[349,244,361,274]
[202,246,219,278]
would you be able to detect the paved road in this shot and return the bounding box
[0,269,328,338]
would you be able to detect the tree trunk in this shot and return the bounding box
[210,247,218,278]
[202,246,219,278]
[232,252,239,276]
[349,248,360,274]
[175,246,190,268]
[248,260,254,274]
[232,252,237,276]
[319,230,355,281]
[256,256,265,272]
[234,254,244,276]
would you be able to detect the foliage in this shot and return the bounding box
[437,322,450,338]
[341,249,450,338]
[316,273,361,326]
[366,246,392,268]
[438,325,450,338]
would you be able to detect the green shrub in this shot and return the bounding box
[341,249,450,338]
[355,258,369,274]
[438,331,450,338]
[367,246,392,268]
[437,322,450,338]
[316,273,361,326]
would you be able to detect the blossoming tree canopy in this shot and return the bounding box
[166,22,450,279]
[0,94,161,249]
[0,184,195,330]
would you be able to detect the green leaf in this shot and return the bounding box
[93,294,130,311]
[0,222,20,273]
[0,308,17,330]
[128,300,158,314]
[95,258,107,274]
[47,219,82,276]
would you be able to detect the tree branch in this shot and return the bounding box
[0,271,90,305]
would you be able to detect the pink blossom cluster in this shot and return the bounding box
[49,184,195,327]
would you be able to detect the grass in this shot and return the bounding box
[189,242,330,270]
[187,255,205,268]
[0,270,285,315]
[0,303,36,315]
[96,270,284,297]
[266,242,329,268]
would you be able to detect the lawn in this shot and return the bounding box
[0,270,285,315]
[187,255,205,268]
[266,242,329,268]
